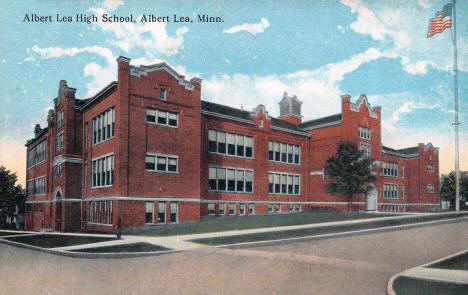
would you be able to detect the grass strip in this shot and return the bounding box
[190,213,468,246]
[129,210,395,237]
[4,234,116,248]
[392,276,468,295]
[70,242,169,253]
[429,252,468,271]
[0,231,26,237]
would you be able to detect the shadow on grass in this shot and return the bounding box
[4,234,116,248]
[70,242,170,253]
[392,276,468,295]
[128,210,393,237]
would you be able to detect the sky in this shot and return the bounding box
[0,0,467,186]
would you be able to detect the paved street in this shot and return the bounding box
[1,220,467,295]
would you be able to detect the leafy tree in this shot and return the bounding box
[324,142,376,212]
[440,171,468,209]
[0,166,25,228]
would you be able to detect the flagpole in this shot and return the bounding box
[452,0,460,213]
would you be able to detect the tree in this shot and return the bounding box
[324,142,376,212]
[0,166,25,228]
[440,171,468,209]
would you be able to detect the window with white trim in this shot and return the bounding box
[383,184,399,199]
[88,201,113,224]
[146,108,178,127]
[358,142,371,158]
[145,202,154,224]
[56,133,64,150]
[268,141,300,164]
[208,130,253,158]
[170,202,177,223]
[158,202,166,223]
[268,172,300,195]
[91,154,114,188]
[209,167,253,193]
[358,126,371,140]
[427,185,435,193]
[160,88,167,100]
[382,162,399,177]
[36,140,47,164]
[57,109,64,129]
[26,180,34,196]
[145,154,178,173]
[208,203,215,215]
[92,107,115,145]
[248,204,254,214]
[219,204,225,215]
[54,163,62,178]
[27,149,35,168]
[239,204,246,215]
[35,177,46,195]
[427,165,434,172]
[401,185,405,199]
[229,205,235,215]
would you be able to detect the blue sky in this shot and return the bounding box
[0,0,467,184]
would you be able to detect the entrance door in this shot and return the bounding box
[366,186,377,211]
[54,191,62,231]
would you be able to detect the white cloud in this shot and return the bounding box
[223,18,270,35]
[337,25,345,34]
[383,101,441,132]
[417,0,431,9]
[89,7,188,57]
[1,59,5,64]
[102,0,124,11]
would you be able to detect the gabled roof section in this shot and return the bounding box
[129,62,201,91]
[77,82,118,111]
[382,145,420,157]
[349,95,380,118]
[298,114,342,130]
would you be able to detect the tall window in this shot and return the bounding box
[382,162,398,177]
[91,154,114,188]
[145,202,154,224]
[383,184,399,199]
[268,141,300,165]
[358,143,371,158]
[146,108,178,127]
[359,126,371,140]
[26,180,34,196]
[88,201,113,224]
[92,107,115,145]
[160,88,167,100]
[27,149,35,168]
[427,185,435,193]
[36,140,47,164]
[268,172,300,195]
[248,204,254,215]
[57,109,64,129]
[208,167,253,193]
[145,154,178,173]
[208,203,215,215]
[208,130,253,159]
[56,133,64,150]
[158,202,166,223]
[35,177,46,195]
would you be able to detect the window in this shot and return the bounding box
[402,166,405,178]
[145,154,178,173]
[92,154,114,188]
[276,204,281,212]
[88,201,113,224]
[427,165,434,172]
[268,172,300,195]
[92,107,115,145]
[35,177,46,195]
[158,202,166,223]
[160,88,167,100]
[382,162,398,177]
[26,180,34,196]
[85,122,88,148]
[248,204,254,215]
[359,126,371,140]
[383,184,399,199]
[54,163,62,178]
[208,167,253,193]
[401,185,405,199]
[27,149,35,168]
[269,141,300,165]
[259,119,263,128]
[219,204,225,215]
[56,133,64,150]
[36,140,47,164]
[57,110,64,129]
[208,203,215,215]
[208,130,253,159]
[239,204,245,215]
[145,202,154,224]
[84,163,88,191]
[427,185,435,193]
[229,205,235,215]
[268,204,273,213]
[358,143,371,158]
[146,108,178,127]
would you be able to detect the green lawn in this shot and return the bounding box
[0,231,26,237]
[4,234,116,248]
[190,213,468,246]
[70,242,170,253]
[429,252,468,271]
[129,210,393,237]
[392,276,468,295]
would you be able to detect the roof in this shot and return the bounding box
[25,127,48,147]
[77,82,118,111]
[201,100,253,121]
[298,114,342,129]
[382,145,420,156]
[270,117,304,132]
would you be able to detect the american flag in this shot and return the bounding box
[428,3,453,37]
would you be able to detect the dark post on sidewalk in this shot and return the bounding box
[116,217,122,239]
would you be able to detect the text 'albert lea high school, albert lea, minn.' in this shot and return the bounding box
[22,13,224,24]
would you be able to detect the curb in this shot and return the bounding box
[387,248,468,295]
[0,238,180,259]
